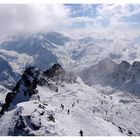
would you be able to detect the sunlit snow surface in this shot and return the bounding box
[0,78,140,136]
[0,32,140,136]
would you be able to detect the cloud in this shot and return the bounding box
[0,4,140,39]
[0,4,71,37]
[95,4,140,28]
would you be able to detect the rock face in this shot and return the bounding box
[8,104,58,136]
[0,32,71,71]
[79,58,140,95]
[111,61,140,94]
[0,64,77,116]
[111,60,131,83]
[129,61,140,82]
[0,63,79,135]
[0,67,41,116]
[44,63,77,84]
[0,56,18,89]
[44,64,64,78]
[79,58,117,85]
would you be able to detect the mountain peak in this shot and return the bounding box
[44,63,64,78]
[131,61,140,69]
[120,60,131,68]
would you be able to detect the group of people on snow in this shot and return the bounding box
[60,100,83,136]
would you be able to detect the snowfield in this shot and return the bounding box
[0,77,140,136]
[0,32,140,136]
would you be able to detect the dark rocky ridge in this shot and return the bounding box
[79,59,140,95]
[0,63,77,117]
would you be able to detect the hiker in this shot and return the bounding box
[105,110,107,115]
[111,105,113,109]
[37,95,40,101]
[77,100,79,104]
[61,104,64,110]
[79,130,83,136]
[72,103,75,107]
[93,110,95,114]
[67,109,70,115]
[110,96,113,100]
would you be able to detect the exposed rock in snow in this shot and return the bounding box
[111,60,131,83]
[0,63,77,116]
[79,58,140,95]
[0,56,19,89]
[0,63,139,136]
[79,58,117,85]
[44,63,77,84]
[0,32,140,136]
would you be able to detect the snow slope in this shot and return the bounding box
[0,56,19,89]
[1,31,140,73]
[79,58,140,95]
[0,65,140,136]
[0,32,140,136]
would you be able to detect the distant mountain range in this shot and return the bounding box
[0,32,140,136]
[0,31,140,93]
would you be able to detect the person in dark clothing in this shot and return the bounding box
[72,103,75,107]
[37,95,40,101]
[61,104,64,110]
[67,109,70,115]
[79,130,83,136]
[111,105,113,109]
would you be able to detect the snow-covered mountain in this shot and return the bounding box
[1,31,140,73]
[0,56,19,89]
[0,32,66,71]
[79,58,140,95]
[0,64,140,136]
[0,31,122,73]
[0,85,10,110]
[0,31,140,136]
[79,58,117,86]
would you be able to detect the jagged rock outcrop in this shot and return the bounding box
[44,63,77,84]
[8,103,58,136]
[0,56,19,89]
[129,61,140,81]
[0,67,41,116]
[79,58,140,95]
[111,60,131,82]
[0,64,77,117]
[79,58,117,85]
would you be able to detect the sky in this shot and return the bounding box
[0,4,140,38]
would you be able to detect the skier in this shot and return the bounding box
[67,109,70,115]
[79,130,83,136]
